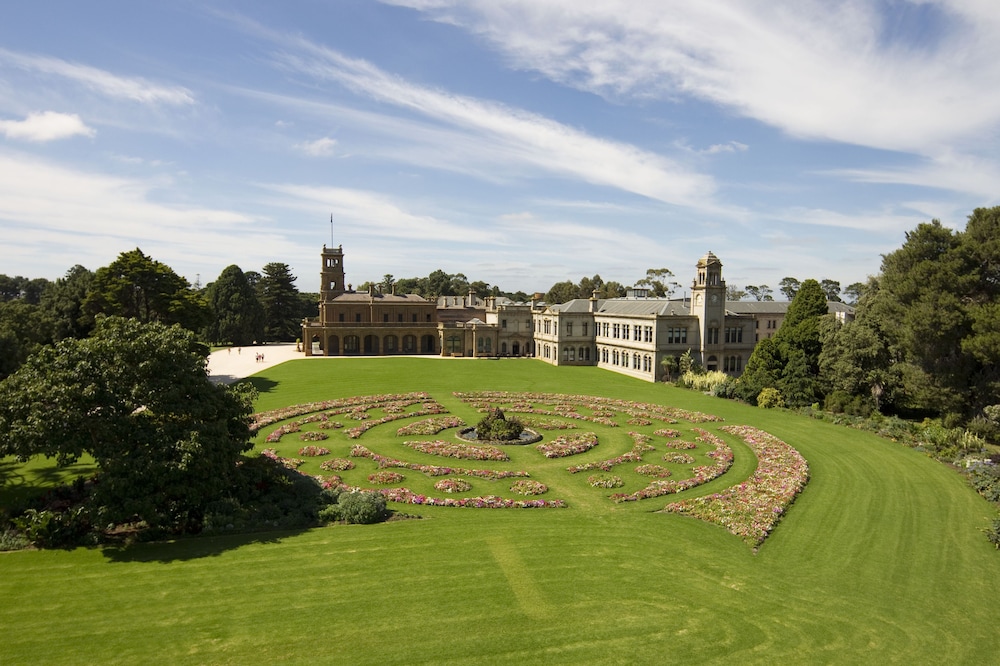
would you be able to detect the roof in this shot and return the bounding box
[598,298,692,317]
[331,292,429,303]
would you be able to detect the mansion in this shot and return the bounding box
[301,245,853,382]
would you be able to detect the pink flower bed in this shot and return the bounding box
[566,434,654,473]
[319,458,355,471]
[536,432,599,458]
[250,392,435,433]
[664,425,809,548]
[396,416,466,436]
[588,474,624,488]
[434,478,472,493]
[377,487,566,509]
[350,444,529,479]
[298,432,329,443]
[510,480,548,495]
[298,444,330,455]
[635,464,672,478]
[454,391,723,425]
[368,470,405,484]
[403,440,508,461]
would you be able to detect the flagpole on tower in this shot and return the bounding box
[330,213,334,247]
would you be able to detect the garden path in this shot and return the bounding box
[207,343,303,384]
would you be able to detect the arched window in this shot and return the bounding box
[402,335,416,353]
[384,335,398,354]
[446,335,462,354]
[344,335,360,354]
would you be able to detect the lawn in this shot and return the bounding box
[2,357,999,665]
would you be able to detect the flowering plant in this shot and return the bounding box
[536,432,598,458]
[298,433,329,443]
[588,474,624,488]
[319,458,355,471]
[396,416,465,436]
[635,464,672,478]
[510,480,548,495]
[368,470,405,485]
[404,440,509,461]
[434,478,472,493]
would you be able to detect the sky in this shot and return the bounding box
[1,1,998,296]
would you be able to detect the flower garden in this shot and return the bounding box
[249,390,811,546]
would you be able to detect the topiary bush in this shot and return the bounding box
[475,408,524,441]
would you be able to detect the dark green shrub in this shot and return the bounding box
[318,504,342,523]
[985,518,1000,550]
[475,408,524,441]
[12,507,91,548]
[337,491,387,525]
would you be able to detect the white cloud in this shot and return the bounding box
[0,151,298,281]
[0,111,95,142]
[0,47,195,105]
[385,1,1000,155]
[296,136,337,156]
[243,26,716,207]
[704,141,748,155]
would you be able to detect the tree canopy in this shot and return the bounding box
[204,265,265,346]
[0,316,256,532]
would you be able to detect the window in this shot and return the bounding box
[344,335,359,353]
[708,328,719,344]
[582,322,588,336]
[725,327,743,343]
[634,325,641,340]
[383,314,389,323]
[623,325,630,341]
[613,323,620,338]
[567,321,573,336]
[339,313,345,322]
[398,314,403,322]
[446,336,461,354]
[502,319,507,329]
[544,320,552,334]
[355,313,362,323]
[385,335,398,353]
[668,327,687,344]
[412,314,417,323]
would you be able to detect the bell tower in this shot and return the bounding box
[320,244,346,303]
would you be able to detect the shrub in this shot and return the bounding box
[337,491,387,524]
[757,387,785,409]
[680,370,729,393]
[986,517,1000,550]
[475,408,525,441]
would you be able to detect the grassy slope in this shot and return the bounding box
[2,357,998,665]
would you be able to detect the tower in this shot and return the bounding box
[320,244,346,303]
[691,251,726,370]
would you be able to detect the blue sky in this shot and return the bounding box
[1,1,998,296]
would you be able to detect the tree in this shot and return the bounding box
[635,268,678,297]
[545,280,578,304]
[258,262,301,342]
[745,285,773,301]
[598,281,627,298]
[843,282,866,306]
[0,300,52,380]
[204,265,265,346]
[40,264,95,340]
[727,285,747,301]
[819,317,896,413]
[0,316,256,532]
[83,248,209,331]
[779,277,800,300]
[820,279,842,302]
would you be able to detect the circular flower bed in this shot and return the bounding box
[299,432,330,444]
[588,474,624,489]
[434,478,472,493]
[319,458,355,471]
[368,470,405,484]
[663,453,696,464]
[509,479,548,495]
[536,432,598,458]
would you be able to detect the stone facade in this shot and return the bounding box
[302,245,853,382]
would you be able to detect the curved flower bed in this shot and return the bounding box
[260,448,304,470]
[403,440,509,461]
[250,392,435,433]
[566,436,654,473]
[298,444,330,455]
[454,391,723,425]
[378,487,566,508]
[536,432,599,458]
[345,404,448,439]
[518,417,577,430]
[588,474,624,488]
[350,444,529,479]
[510,479,548,495]
[664,425,810,548]
[654,428,680,438]
[434,478,472,493]
[299,432,329,443]
[396,416,466,436]
[319,458,355,472]
[368,470,405,485]
[611,429,733,502]
[663,453,696,464]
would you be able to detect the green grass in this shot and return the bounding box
[2,357,999,665]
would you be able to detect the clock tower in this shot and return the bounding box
[691,251,726,370]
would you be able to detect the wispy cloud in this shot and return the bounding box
[0,111,94,142]
[385,1,1000,156]
[223,15,716,207]
[0,47,195,105]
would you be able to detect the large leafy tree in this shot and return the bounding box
[204,265,265,346]
[0,316,256,532]
[83,248,209,331]
[0,300,52,380]
[258,262,302,342]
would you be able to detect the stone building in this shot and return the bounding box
[302,245,852,382]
